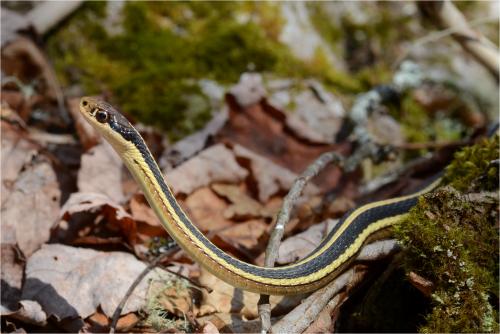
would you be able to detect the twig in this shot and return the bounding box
[271,266,368,334]
[156,264,212,293]
[109,251,173,333]
[258,152,343,333]
[393,15,498,70]
[393,139,470,150]
[272,239,402,333]
[417,1,500,81]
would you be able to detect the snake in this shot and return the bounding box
[79,97,443,295]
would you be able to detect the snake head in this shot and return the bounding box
[79,97,140,152]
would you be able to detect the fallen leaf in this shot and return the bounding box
[2,300,47,326]
[232,144,319,202]
[201,320,220,334]
[166,144,248,196]
[218,219,268,251]
[211,183,272,220]
[60,192,136,244]
[198,313,262,334]
[129,193,161,226]
[198,267,304,319]
[161,107,228,168]
[1,37,63,121]
[77,141,124,203]
[229,72,266,108]
[1,244,24,313]
[1,121,39,205]
[183,187,234,232]
[283,81,345,144]
[1,157,60,256]
[87,311,139,332]
[277,219,338,265]
[21,244,174,320]
[219,99,347,190]
[130,194,168,244]
[67,97,101,150]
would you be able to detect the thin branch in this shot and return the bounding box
[417,1,499,81]
[258,152,344,333]
[393,139,470,150]
[156,264,212,293]
[109,253,167,334]
[393,15,498,70]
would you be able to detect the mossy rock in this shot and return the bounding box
[394,136,499,333]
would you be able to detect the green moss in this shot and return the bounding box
[443,135,499,192]
[48,2,378,139]
[394,137,500,332]
[46,2,295,139]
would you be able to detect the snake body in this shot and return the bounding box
[79,97,441,295]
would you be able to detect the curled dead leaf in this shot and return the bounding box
[166,144,248,196]
[60,192,136,244]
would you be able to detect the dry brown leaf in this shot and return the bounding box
[87,311,139,332]
[77,142,124,203]
[218,219,268,251]
[198,267,304,319]
[60,192,136,244]
[66,97,101,150]
[166,143,248,196]
[21,244,173,320]
[277,219,338,265]
[1,121,39,205]
[1,158,60,256]
[232,144,319,202]
[211,183,273,220]
[129,193,161,227]
[1,37,64,120]
[1,244,24,313]
[219,100,346,190]
[130,194,167,245]
[283,82,345,144]
[183,187,234,232]
[161,107,228,168]
[198,313,262,334]
[201,320,220,334]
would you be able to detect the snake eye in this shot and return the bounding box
[96,110,109,123]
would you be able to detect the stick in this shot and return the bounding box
[258,152,344,333]
[109,249,178,333]
[418,1,500,81]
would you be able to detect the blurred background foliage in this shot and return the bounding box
[45,2,498,141]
